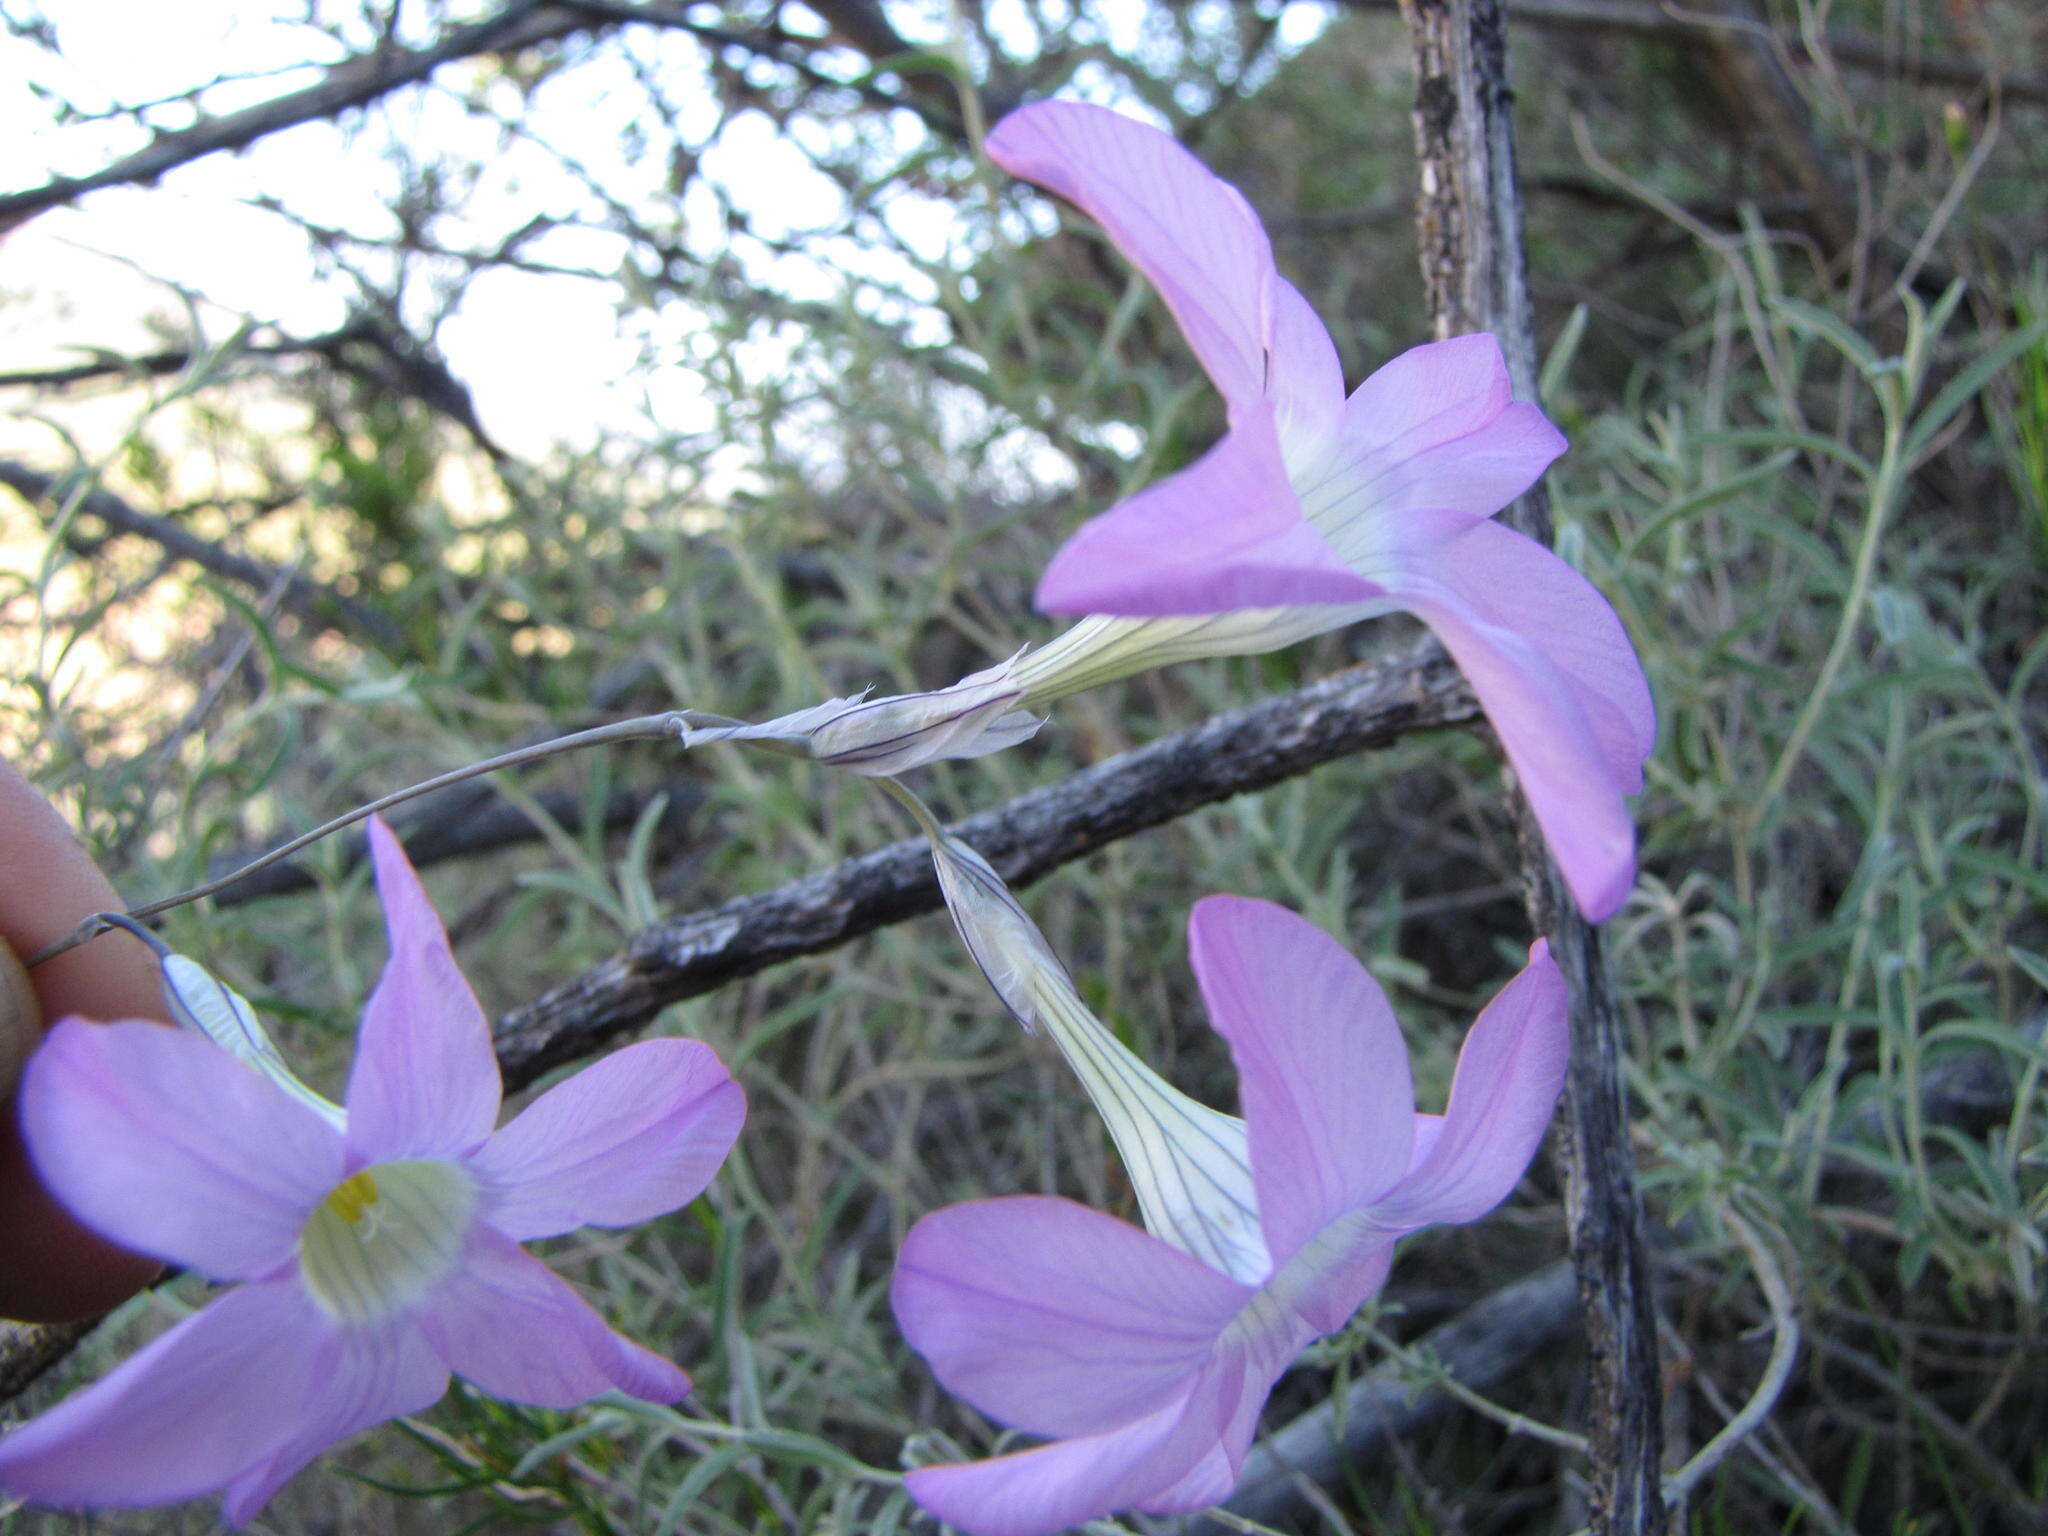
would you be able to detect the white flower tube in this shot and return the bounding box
[887,784,1271,1285]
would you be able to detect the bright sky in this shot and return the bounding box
[2,0,1330,455]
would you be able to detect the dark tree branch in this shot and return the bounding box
[493,632,1476,1086]
[0,1319,92,1404]
[0,1,596,236]
[1398,2,1666,1532]
[0,317,509,464]
[559,0,964,135]
[1341,0,2048,107]
[0,462,404,650]
[0,0,955,237]
[0,323,371,391]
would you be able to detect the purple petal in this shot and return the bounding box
[1371,941,1568,1228]
[905,1360,1244,1536]
[1187,897,1415,1264]
[19,1021,340,1279]
[1337,333,1514,452]
[1269,277,1344,466]
[469,1039,743,1240]
[891,1195,1250,1439]
[345,818,501,1162]
[416,1226,689,1406]
[219,1322,447,1525]
[1363,510,1653,920]
[1409,1112,1447,1171]
[1035,417,1372,616]
[0,1281,335,1513]
[988,102,1275,416]
[1272,1236,1396,1337]
[1304,401,1568,549]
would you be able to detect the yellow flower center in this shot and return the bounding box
[327,1169,380,1223]
[299,1160,475,1325]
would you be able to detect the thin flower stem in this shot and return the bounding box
[1660,1211,1801,1508]
[1370,1331,1591,1453]
[1752,414,1905,816]
[26,710,725,968]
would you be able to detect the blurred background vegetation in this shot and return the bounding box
[1,0,2044,1531]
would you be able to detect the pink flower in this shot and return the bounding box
[988,102,1655,920]
[891,896,1567,1536]
[0,820,745,1525]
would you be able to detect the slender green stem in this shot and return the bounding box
[27,710,723,968]
[1752,408,1906,818]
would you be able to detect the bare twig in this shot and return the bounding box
[0,2,592,236]
[0,322,370,391]
[0,461,404,649]
[493,633,1476,1086]
[1659,1211,1799,1508]
[28,714,709,967]
[1397,3,1666,1532]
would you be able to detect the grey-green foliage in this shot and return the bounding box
[3,0,2044,1531]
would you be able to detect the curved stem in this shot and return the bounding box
[1660,1210,1800,1507]
[27,710,720,967]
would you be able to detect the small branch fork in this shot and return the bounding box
[1395,1,1669,1531]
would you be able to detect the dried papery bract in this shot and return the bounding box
[681,656,1040,776]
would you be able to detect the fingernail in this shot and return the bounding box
[0,938,40,1098]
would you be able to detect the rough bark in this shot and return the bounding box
[1397,2,1668,1531]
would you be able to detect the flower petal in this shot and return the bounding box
[345,818,502,1162]
[1265,1224,1396,1337]
[1187,897,1416,1264]
[416,1225,689,1406]
[1337,333,1514,453]
[1304,400,1568,556]
[470,1038,743,1241]
[1361,510,1653,920]
[19,1020,340,1279]
[1035,416,1374,617]
[891,1195,1251,1440]
[0,1281,337,1513]
[1269,278,1345,471]
[904,1360,1244,1536]
[218,1321,447,1525]
[1372,940,1568,1228]
[988,101,1274,416]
